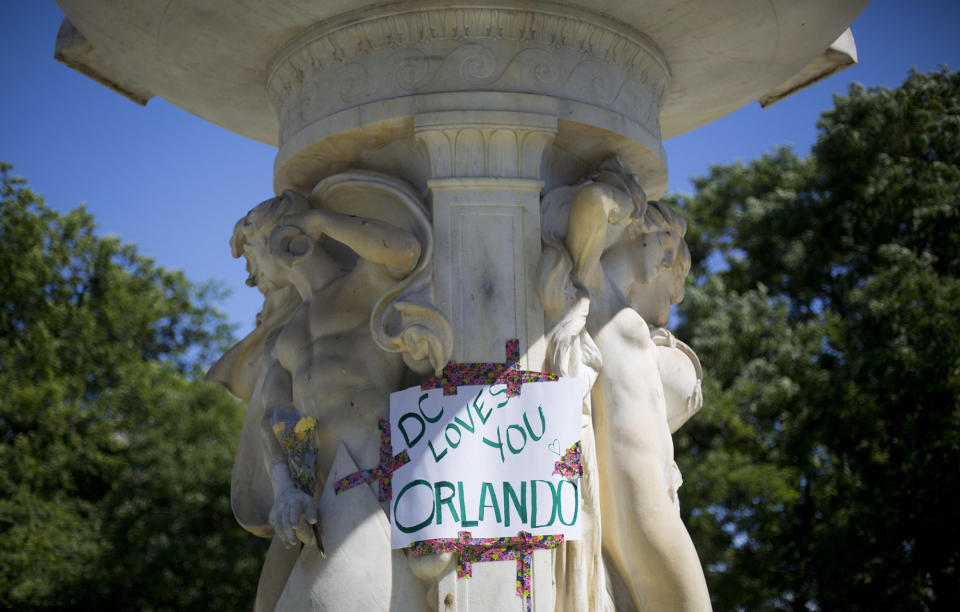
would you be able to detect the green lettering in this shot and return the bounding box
[503,481,527,527]
[557,479,579,526]
[488,385,510,409]
[394,479,435,534]
[506,424,527,455]
[523,405,546,441]
[473,388,492,424]
[445,423,462,448]
[478,482,502,523]
[428,439,448,463]
[481,425,505,463]
[419,392,443,423]
[398,412,425,448]
[453,403,476,433]
[458,481,478,527]
[531,479,558,528]
[434,481,459,525]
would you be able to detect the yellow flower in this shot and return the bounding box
[294,416,317,433]
[294,416,317,441]
[272,422,286,437]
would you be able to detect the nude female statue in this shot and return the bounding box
[210,171,452,611]
[539,158,710,611]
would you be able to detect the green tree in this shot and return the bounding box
[670,68,960,610]
[0,163,266,610]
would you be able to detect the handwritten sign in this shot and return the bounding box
[389,378,583,547]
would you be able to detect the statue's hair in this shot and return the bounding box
[231,190,310,260]
[229,191,310,330]
[538,157,692,375]
[643,200,692,304]
[538,183,602,382]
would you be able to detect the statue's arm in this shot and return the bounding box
[565,182,635,284]
[282,209,421,276]
[259,359,319,548]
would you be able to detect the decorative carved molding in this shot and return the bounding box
[414,111,557,179]
[268,5,669,146]
[267,6,669,96]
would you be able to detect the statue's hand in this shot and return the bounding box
[402,324,446,375]
[269,486,320,548]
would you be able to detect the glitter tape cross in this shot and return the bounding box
[553,441,583,480]
[420,339,559,397]
[333,418,409,502]
[409,530,564,612]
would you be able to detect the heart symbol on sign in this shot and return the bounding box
[548,438,561,457]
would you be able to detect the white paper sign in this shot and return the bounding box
[389,378,583,547]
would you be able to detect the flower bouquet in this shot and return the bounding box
[272,411,325,556]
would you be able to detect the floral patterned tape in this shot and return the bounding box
[333,417,409,502]
[420,339,559,397]
[553,441,583,480]
[409,530,564,612]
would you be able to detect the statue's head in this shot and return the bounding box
[608,200,691,327]
[640,202,690,299]
[231,190,310,294]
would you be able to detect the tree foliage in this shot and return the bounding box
[0,163,266,610]
[670,68,960,610]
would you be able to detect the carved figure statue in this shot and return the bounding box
[539,157,711,611]
[210,171,452,611]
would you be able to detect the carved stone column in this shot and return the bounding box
[415,110,556,366]
[413,110,558,610]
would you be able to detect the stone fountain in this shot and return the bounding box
[55,1,868,610]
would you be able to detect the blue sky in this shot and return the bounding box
[2,1,959,339]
